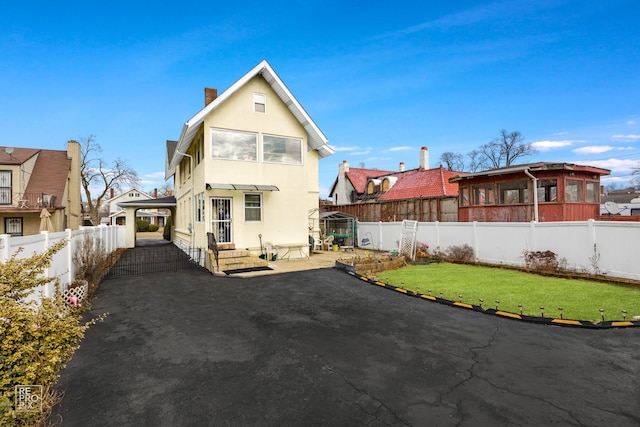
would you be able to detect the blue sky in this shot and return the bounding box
[1,0,639,198]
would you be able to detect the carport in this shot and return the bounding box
[117,196,176,248]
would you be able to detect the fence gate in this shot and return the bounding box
[106,243,202,278]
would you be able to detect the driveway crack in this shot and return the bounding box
[324,364,412,427]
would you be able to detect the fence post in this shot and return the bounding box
[472,221,479,261]
[66,229,73,285]
[0,234,9,262]
[529,220,537,252]
[434,221,440,249]
[378,221,383,251]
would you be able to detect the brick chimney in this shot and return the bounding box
[110,188,114,198]
[399,161,405,172]
[204,87,218,106]
[419,146,429,170]
[153,188,158,198]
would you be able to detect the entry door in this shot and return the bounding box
[211,198,232,244]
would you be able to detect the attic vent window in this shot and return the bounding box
[254,93,266,113]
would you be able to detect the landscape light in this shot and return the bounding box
[428,289,432,296]
[622,310,627,320]
[439,292,444,299]
[458,295,463,302]
[599,309,605,321]
[495,300,500,310]
[479,298,484,308]
[540,306,544,317]
[518,304,523,315]
[558,307,563,319]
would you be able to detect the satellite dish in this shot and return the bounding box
[630,198,640,204]
[604,201,619,214]
[3,147,14,155]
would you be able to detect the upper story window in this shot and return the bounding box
[254,93,266,113]
[0,170,11,205]
[263,135,302,165]
[537,179,557,202]
[566,179,583,202]
[211,128,257,161]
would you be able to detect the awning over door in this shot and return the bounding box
[206,183,280,191]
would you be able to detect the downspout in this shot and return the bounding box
[176,150,195,251]
[524,168,539,222]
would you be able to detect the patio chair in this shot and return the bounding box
[322,235,334,251]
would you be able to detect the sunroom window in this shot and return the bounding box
[472,184,495,205]
[566,180,583,202]
[498,180,529,205]
[537,179,557,202]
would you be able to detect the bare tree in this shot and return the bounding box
[484,129,535,168]
[632,162,640,188]
[440,152,465,171]
[466,149,487,173]
[74,135,140,224]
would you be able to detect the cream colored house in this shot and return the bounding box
[165,60,334,258]
[0,141,82,236]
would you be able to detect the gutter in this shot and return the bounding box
[524,168,539,222]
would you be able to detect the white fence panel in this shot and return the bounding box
[358,220,640,281]
[0,225,126,302]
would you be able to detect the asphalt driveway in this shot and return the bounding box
[52,266,640,426]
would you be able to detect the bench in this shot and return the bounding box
[275,243,309,260]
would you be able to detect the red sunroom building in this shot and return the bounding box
[449,162,610,222]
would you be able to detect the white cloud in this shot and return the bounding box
[626,120,637,126]
[385,146,413,152]
[572,146,614,155]
[144,171,165,179]
[351,150,371,156]
[612,134,640,140]
[530,140,576,151]
[332,145,361,152]
[553,131,569,136]
[574,158,640,171]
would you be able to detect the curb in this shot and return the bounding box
[335,262,640,329]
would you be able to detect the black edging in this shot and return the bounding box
[334,261,640,329]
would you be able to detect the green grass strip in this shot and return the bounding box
[379,263,640,322]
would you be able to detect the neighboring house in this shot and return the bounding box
[104,188,169,226]
[449,162,610,222]
[165,60,334,256]
[328,147,461,222]
[0,141,82,236]
[600,186,640,218]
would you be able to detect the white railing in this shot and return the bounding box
[358,220,640,281]
[0,225,126,300]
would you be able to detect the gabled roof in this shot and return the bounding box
[0,147,40,165]
[21,149,71,208]
[346,168,395,193]
[106,188,154,203]
[166,60,334,179]
[379,166,460,201]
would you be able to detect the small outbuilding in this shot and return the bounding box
[449,162,610,222]
[319,211,357,249]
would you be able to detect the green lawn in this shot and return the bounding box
[378,263,640,322]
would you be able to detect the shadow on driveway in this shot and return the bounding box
[52,264,640,426]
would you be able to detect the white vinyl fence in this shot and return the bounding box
[0,225,126,301]
[358,220,640,281]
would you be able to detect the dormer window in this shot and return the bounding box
[366,179,381,194]
[254,93,266,113]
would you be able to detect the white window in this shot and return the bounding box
[0,170,11,205]
[195,193,205,222]
[244,193,262,221]
[5,217,22,236]
[263,135,302,165]
[254,93,266,113]
[211,129,257,161]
